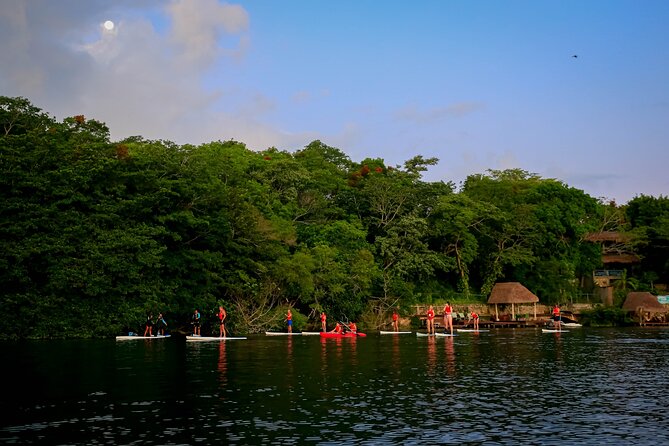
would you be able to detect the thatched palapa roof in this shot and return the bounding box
[488,282,539,304]
[622,292,667,313]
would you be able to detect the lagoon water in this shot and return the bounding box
[2,328,669,445]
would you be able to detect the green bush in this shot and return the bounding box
[580,306,632,327]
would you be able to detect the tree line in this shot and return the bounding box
[1,96,667,339]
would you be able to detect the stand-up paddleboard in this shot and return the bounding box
[300,331,322,336]
[562,323,582,328]
[541,329,569,333]
[186,335,247,341]
[380,331,413,334]
[116,334,171,341]
[456,329,489,333]
[416,332,435,337]
[265,332,302,336]
[435,332,456,337]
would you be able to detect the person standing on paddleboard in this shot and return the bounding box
[392,308,399,332]
[156,313,167,336]
[191,309,201,336]
[320,311,327,332]
[217,306,227,338]
[426,305,435,335]
[144,313,154,337]
[286,309,293,333]
[443,302,454,335]
[553,304,561,331]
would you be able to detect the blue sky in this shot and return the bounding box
[1,1,668,204]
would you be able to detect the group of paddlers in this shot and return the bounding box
[425,303,480,335]
[190,307,228,337]
[141,307,228,338]
[316,311,358,334]
[143,312,168,337]
[145,302,562,337]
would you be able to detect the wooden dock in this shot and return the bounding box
[419,313,548,329]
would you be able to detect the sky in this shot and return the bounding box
[1,0,668,204]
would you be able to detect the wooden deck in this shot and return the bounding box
[481,320,545,329]
[425,317,548,329]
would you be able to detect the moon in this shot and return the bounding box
[103,20,114,31]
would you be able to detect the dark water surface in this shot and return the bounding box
[2,328,669,445]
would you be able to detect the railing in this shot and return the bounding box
[594,269,624,278]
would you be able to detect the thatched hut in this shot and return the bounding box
[488,282,539,320]
[622,292,668,324]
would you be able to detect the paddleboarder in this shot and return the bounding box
[470,309,479,331]
[191,309,201,336]
[286,308,293,333]
[217,306,227,338]
[143,313,154,337]
[156,313,167,336]
[443,302,454,335]
[553,304,561,331]
[426,305,435,335]
[392,308,399,332]
[320,311,327,332]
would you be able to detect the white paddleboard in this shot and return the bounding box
[542,329,569,333]
[435,332,457,337]
[300,331,322,336]
[265,332,302,336]
[380,331,413,334]
[456,329,489,333]
[116,334,171,341]
[416,332,435,337]
[186,335,247,341]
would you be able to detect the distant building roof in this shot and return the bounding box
[622,292,667,313]
[488,282,539,304]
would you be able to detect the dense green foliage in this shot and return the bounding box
[1,96,667,338]
[579,306,632,327]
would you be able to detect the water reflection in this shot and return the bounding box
[391,335,400,368]
[349,336,357,368]
[217,341,227,387]
[444,337,456,376]
[426,336,437,376]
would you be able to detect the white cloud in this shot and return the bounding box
[0,1,307,149]
[166,0,249,67]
